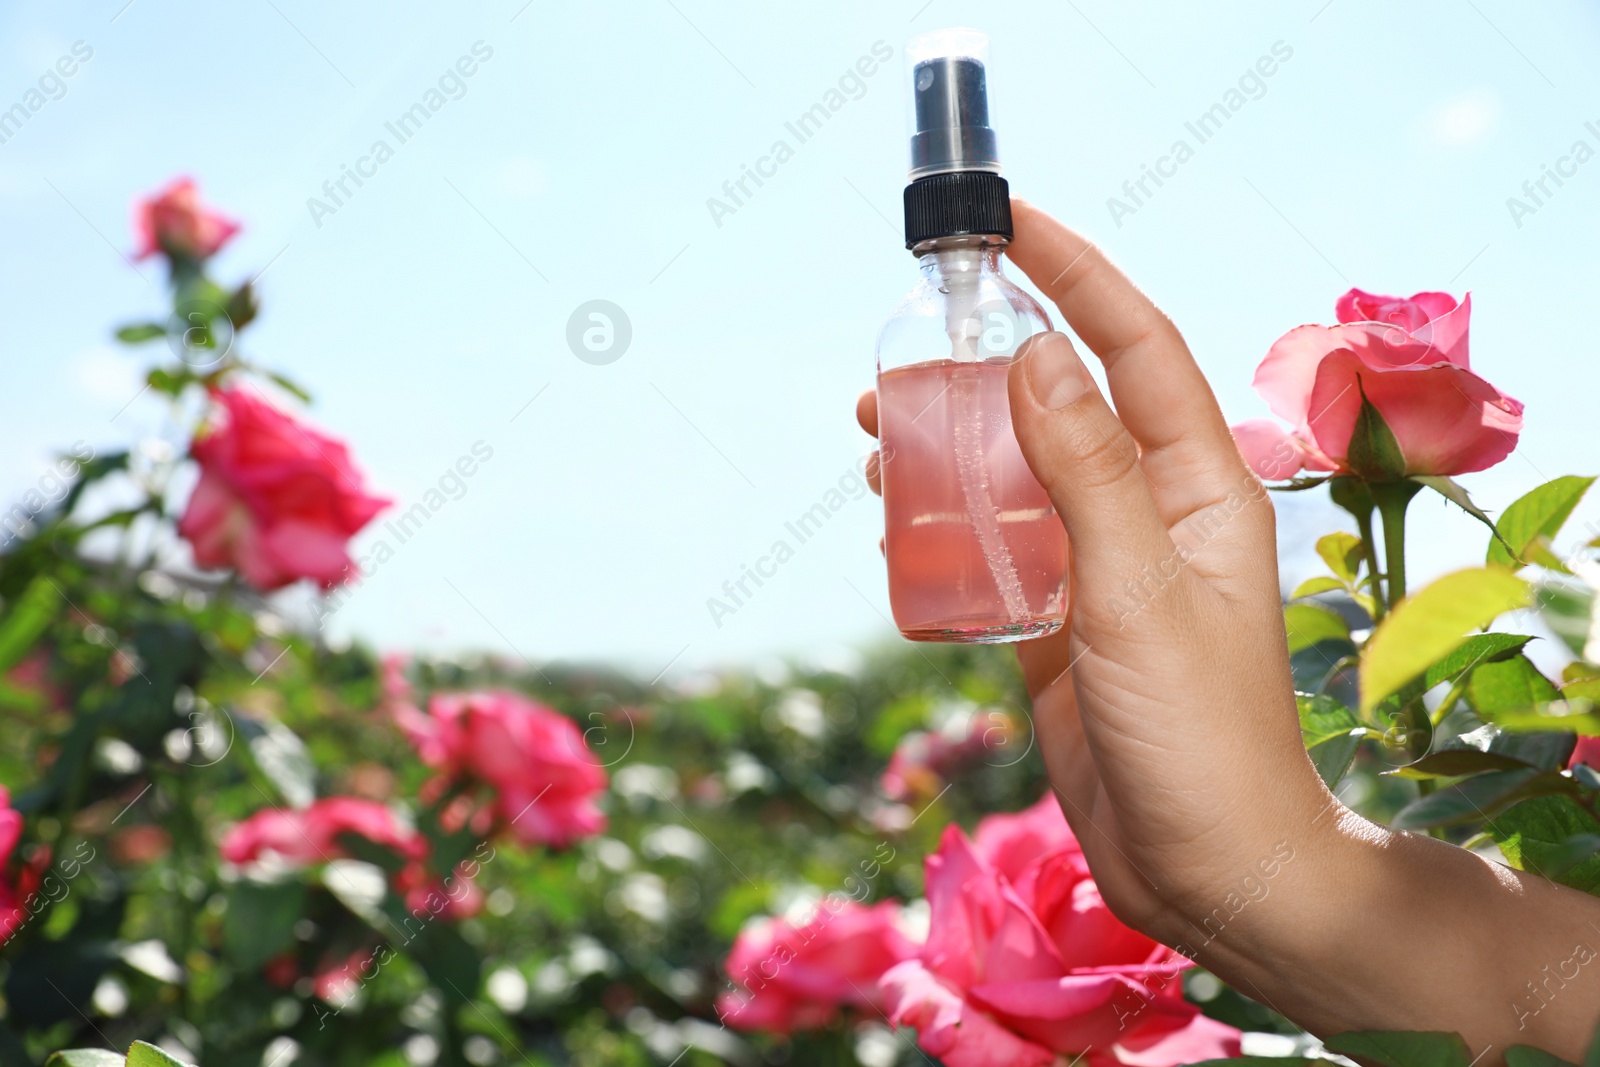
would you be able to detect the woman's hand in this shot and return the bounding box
[857,198,1600,1058]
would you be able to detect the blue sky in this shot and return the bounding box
[3,0,1599,679]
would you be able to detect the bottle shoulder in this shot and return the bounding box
[876,258,1052,368]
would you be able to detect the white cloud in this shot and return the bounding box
[1430,90,1500,146]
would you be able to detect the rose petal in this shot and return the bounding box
[1230,419,1309,480]
[1303,350,1523,475]
[882,961,1057,1067]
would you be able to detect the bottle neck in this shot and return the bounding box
[914,235,1007,284]
[914,236,1010,362]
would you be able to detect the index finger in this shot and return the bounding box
[1006,199,1247,517]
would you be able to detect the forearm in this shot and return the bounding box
[1169,805,1600,1060]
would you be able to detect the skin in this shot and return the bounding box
[857,198,1600,1060]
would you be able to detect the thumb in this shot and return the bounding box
[1008,332,1173,605]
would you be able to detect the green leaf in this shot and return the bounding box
[115,322,166,344]
[223,880,305,970]
[1497,711,1600,735]
[1422,633,1533,689]
[127,1042,195,1067]
[1414,475,1504,540]
[0,577,62,676]
[1392,767,1565,829]
[1470,655,1561,717]
[1360,567,1530,715]
[1345,384,1407,481]
[1535,579,1595,659]
[1291,576,1346,600]
[1316,532,1364,583]
[1461,724,1577,773]
[45,1051,126,1067]
[1298,693,1359,746]
[1505,1048,1578,1067]
[1297,693,1361,789]
[1532,832,1600,881]
[1488,475,1595,570]
[1490,796,1600,893]
[1388,749,1533,780]
[225,280,260,331]
[1284,603,1349,654]
[1324,1030,1473,1067]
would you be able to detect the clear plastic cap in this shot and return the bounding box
[906,28,1001,180]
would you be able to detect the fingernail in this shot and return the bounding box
[1026,332,1088,410]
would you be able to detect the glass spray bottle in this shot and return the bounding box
[876,29,1068,643]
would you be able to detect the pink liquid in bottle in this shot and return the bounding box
[879,356,1068,642]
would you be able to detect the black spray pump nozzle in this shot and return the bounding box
[908,54,1001,179]
[901,29,1012,248]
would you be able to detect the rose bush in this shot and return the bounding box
[11,180,1600,1067]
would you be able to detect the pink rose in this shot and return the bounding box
[219,797,425,867]
[397,690,607,848]
[0,788,43,943]
[179,386,390,591]
[1231,288,1522,480]
[882,796,1240,1067]
[717,900,916,1033]
[881,711,1014,802]
[133,176,241,261]
[1569,736,1600,771]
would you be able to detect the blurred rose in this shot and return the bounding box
[881,796,1240,1067]
[179,387,390,591]
[133,176,241,261]
[398,864,484,921]
[219,797,424,867]
[346,761,396,801]
[0,789,43,943]
[380,653,413,708]
[6,652,63,711]
[717,899,915,1033]
[1231,288,1522,480]
[263,953,300,991]
[1569,736,1600,771]
[398,690,607,848]
[109,825,171,865]
[880,710,1013,802]
[313,948,376,1005]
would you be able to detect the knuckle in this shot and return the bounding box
[1062,417,1141,491]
